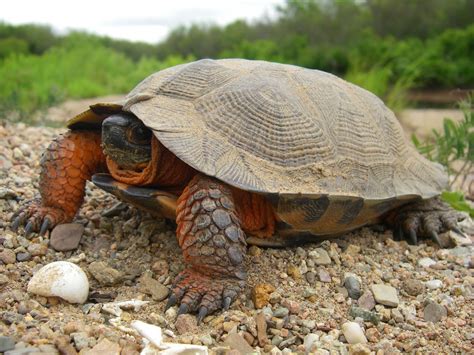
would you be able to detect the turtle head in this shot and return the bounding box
[102,113,152,170]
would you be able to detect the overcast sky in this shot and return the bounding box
[1,0,282,43]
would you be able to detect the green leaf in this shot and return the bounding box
[441,191,474,217]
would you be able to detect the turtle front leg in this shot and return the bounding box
[390,197,466,245]
[12,130,105,235]
[167,174,247,322]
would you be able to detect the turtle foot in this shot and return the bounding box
[11,198,69,236]
[392,198,466,245]
[166,268,244,324]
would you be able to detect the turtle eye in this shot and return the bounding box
[127,124,152,145]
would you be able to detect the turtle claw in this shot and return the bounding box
[429,230,441,246]
[407,229,418,245]
[39,218,51,236]
[178,303,189,316]
[24,221,34,237]
[223,296,232,311]
[197,306,208,325]
[165,294,178,311]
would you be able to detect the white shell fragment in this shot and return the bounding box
[27,261,89,304]
[131,320,208,355]
[102,299,150,317]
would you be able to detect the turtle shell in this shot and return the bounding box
[68,59,448,236]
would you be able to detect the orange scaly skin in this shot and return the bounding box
[13,130,105,233]
[170,174,247,318]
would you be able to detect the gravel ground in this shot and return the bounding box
[0,121,473,355]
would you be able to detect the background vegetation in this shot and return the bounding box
[1,0,473,119]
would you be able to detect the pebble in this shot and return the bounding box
[305,271,316,284]
[16,252,31,262]
[341,321,367,344]
[303,333,319,353]
[403,278,425,296]
[424,301,447,323]
[357,291,375,311]
[348,343,371,355]
[0,188,17,199]
[0,336,15,352]
[27,243,48,256]
[281,299,300,314]
[255,312,269,346]
[425,279,443,290]
[350,306,380,325]
[88,261,123,286]
[287,264,301,280]
[0,274,9,285]
[0,154,12,170]
[418,257,437,268]
[83,338,121,355]
[308,248,332,265]
[318,268,331,282]
[71,331,93,350]
[138,272,169,301]
[0,249,16,264]
[251,283,275,309]
[344,275,361,299]
[273,307,289,318]
[223,333,254,354]
[175,314,198,334]
[371,284,399,307]
[50,223,84,251]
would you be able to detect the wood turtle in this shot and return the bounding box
[12,59,465,320]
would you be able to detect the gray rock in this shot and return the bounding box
[318,268,331,283]
[304,333,319,353]
[0,188,17,200]
[344,276,361,299]
[371,284,399,307]
[424,301,447,323]
[16,252,31,262]
[425,279,443,290]
[88,261,123,286]
[273,307,289,318]
[350,306,380,325]
[50,223,84,251]
[0,336,15,352]
[71,331,92,350]
[175,314,198,335]
[138,272,169,301]
[358,291,375,311]
[4,348,40,355]
[308,248,331,265]
[305,271,316,284]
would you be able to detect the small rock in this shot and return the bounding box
[71,331,93,351]
[303,334,319,353]
[273,307,289,318]
[0,274,9,285]
[345,244,360,255]
[223,321,238,333]
[281,299,300,314]
[403,278,425,296]
[200,334,213,346]
[0,188,17,200]
[425,279,443,290]
[251,283,275,309]
[16,252,31,262]
[424,301,447,323]
[348,343,371,355]
[0,249,16,264]
[418,257,437,268]
[0,155,12,171]
[27,243,48,257]
[50,223,84,251]
[350,306,380,325]
[256,312,268,346]
[341,321,367,344]
[223,333,255,354]
[318,268,331,283]
[309,248,332,265]
[306,271,316,284]
[0,336,15,352]
[88,261,123,286]
[83,338,121,355]
[371,284,399,307]
[175,314,198,334]
[365,328,381,343]
[357,291,375,311]
[138,272,169,301]
[248,245,262,257]
[344,275,361,299]
[287,264,301,280]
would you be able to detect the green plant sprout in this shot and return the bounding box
[412,95,473,217]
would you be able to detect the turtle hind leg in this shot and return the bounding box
[390,197,466,245]
[168,174,247,322]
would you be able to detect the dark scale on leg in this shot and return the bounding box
[169,174,247,322]
[390,197,466,245]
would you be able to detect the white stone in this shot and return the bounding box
[371,284,399,307]
[304,334,319,353]
[341,321,367,344]
[27,261,89,304]
[418,257,437,268]
[425,279,443,290]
